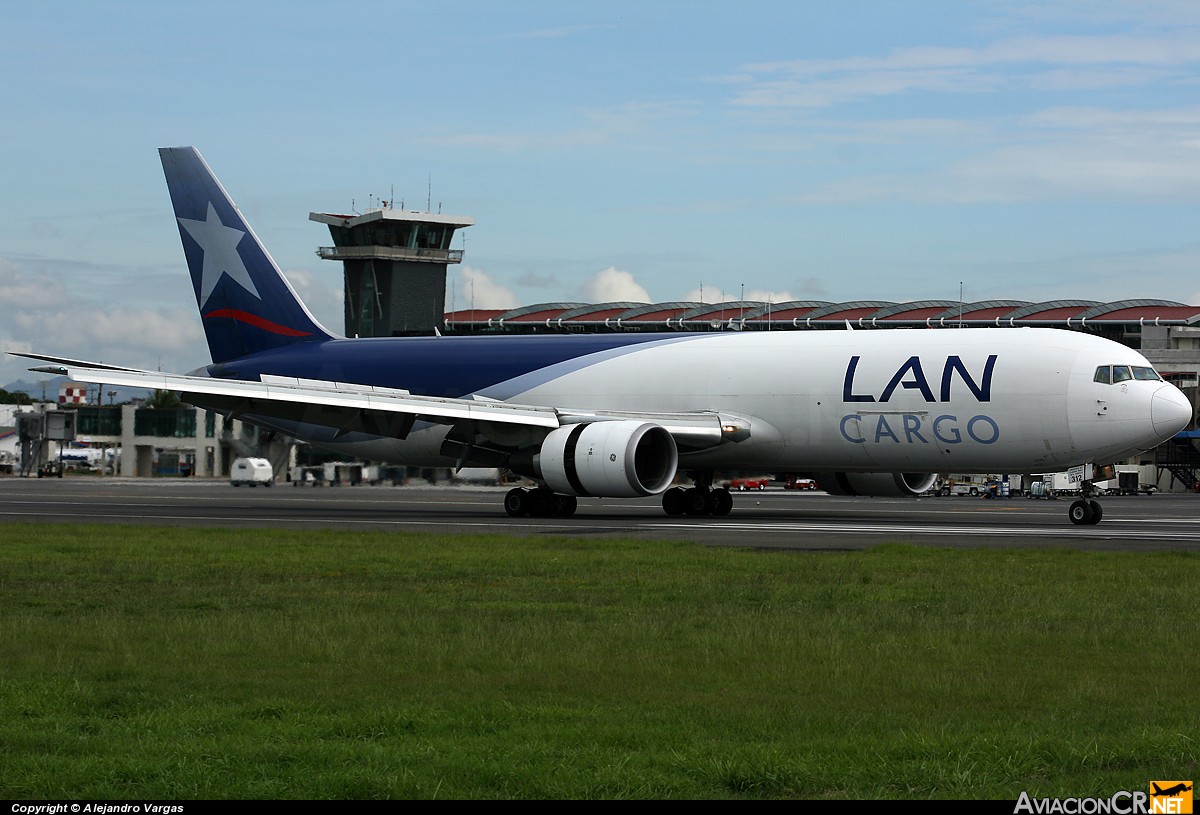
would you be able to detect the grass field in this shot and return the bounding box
[1,523,1196,799]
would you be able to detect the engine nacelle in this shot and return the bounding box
[539,420,678,497]
[822,472,938,497]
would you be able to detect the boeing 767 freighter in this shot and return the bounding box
[15,147,1192,524]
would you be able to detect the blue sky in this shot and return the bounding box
[3,0,1200,386]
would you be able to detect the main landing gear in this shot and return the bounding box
[503,473,738,518]
[661,472,733,517]
[503,487,578,518]
[1068,480,1104,525]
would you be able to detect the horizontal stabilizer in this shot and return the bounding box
[10,351,158,374]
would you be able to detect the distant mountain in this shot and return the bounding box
[3,376,152,405]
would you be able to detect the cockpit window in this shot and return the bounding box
[1096,364,1160,384]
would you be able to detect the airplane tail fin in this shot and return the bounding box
[159,146,336,364]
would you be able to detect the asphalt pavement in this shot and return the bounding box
[2,476,1198,551]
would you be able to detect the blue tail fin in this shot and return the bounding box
[159,146,335,364]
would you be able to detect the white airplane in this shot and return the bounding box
[14,147,1193,525]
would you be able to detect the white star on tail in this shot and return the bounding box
[177,202,260,305]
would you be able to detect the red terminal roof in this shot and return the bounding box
[442,298,1200,330]
[444,309,506,323]
[621,307,694,322]
[811,306,886,322]
[875,306,950,322]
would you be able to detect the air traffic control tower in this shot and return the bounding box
[309,206,473,337]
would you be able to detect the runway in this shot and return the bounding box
[2,477,1198,551]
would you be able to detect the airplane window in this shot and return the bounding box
[1094,366,1111,384]
[1132,366,1162,381]
[1112,366,1133,382]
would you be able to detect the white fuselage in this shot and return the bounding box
[292,327,1190,475]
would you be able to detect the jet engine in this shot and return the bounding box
[822,472,938,497]
[538,420,678,497]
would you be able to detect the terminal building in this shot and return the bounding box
[8,394,290,481]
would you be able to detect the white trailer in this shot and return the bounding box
[230,457,274,487]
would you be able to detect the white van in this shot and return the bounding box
[230,457,274,487]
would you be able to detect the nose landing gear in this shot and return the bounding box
[1068,480,1104,525]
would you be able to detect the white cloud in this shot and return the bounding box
[997,0,1200,28]
[579,267,651,303]
[1,304,205,388]
[446,265,519,310]
[728,33,1200,109]
[0,258,69,308]
[742,288,795,303]
[771,101,1200,205]
[0,255,207,386]
[282,269,342,332]
[679,286,794,304]
[949,141,1200,202]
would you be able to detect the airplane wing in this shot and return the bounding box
[14,353,737,450]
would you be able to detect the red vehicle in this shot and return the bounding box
[784,476,819,491]
[728,477,770,491]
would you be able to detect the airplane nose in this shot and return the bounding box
[1151,384,1192,438]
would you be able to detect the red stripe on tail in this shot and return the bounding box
[203,308,312,337]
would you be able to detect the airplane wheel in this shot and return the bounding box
[1068,499,1094,525]
[1087,499,1103,525]
[662,487,686,516]
[553,494,577,517]
[711,487,733,517]
[504,488,529,517]
[528,489,556,517]
[684,488,711,516]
